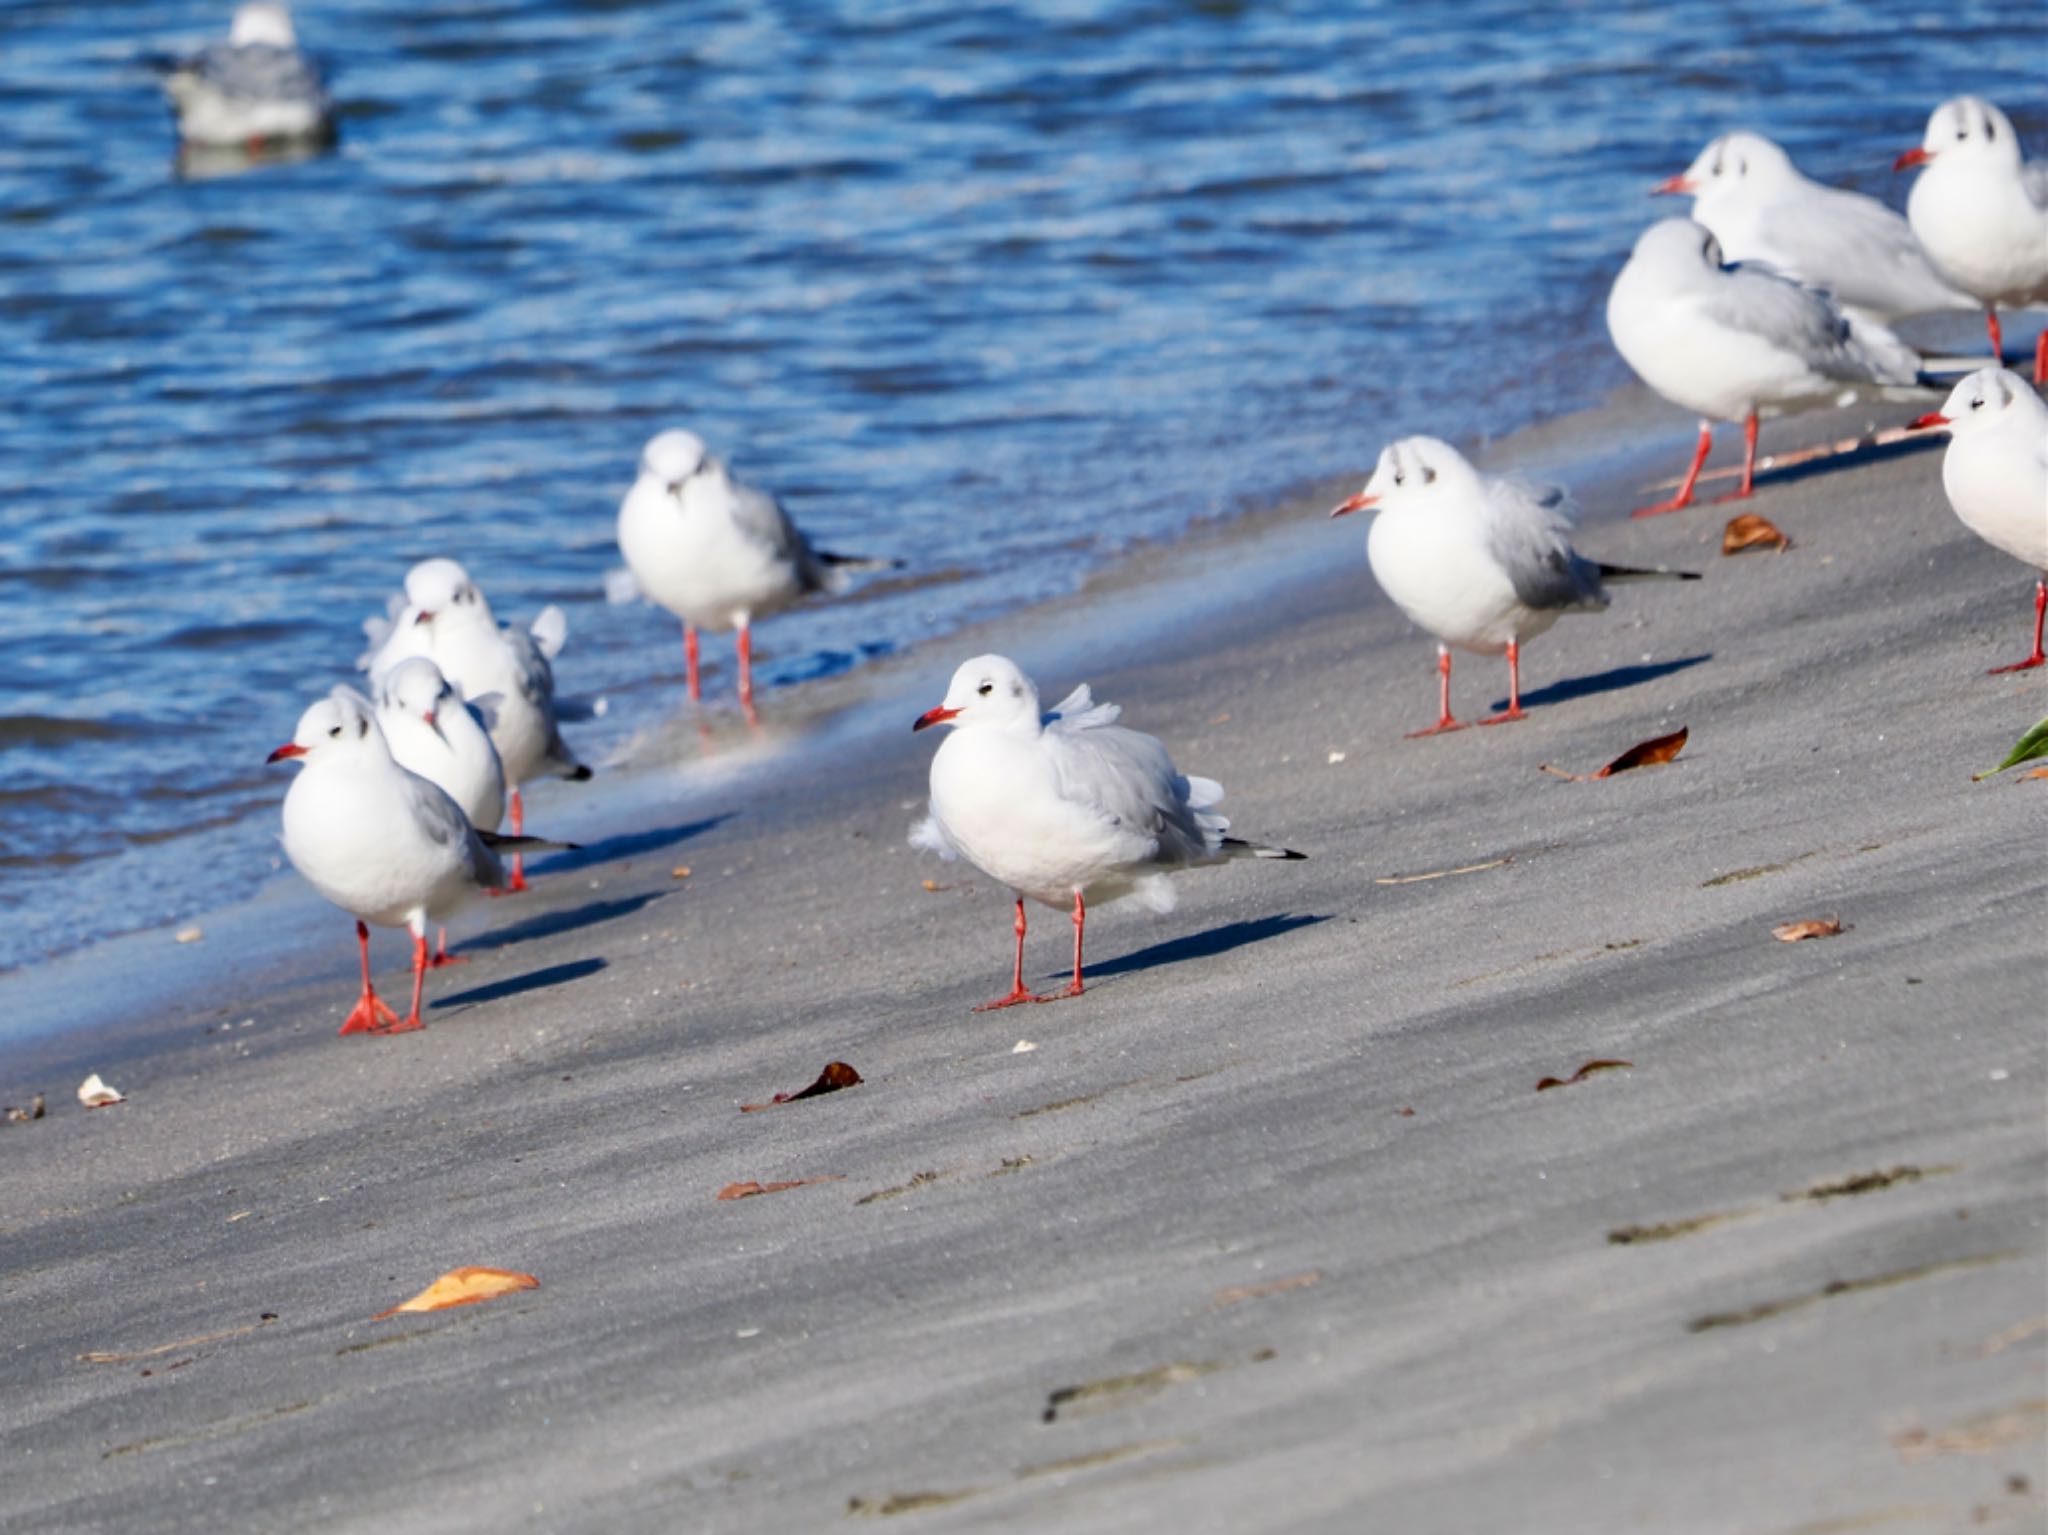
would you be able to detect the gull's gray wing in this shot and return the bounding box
[2022,160,2048,213]
[1707,261,1918,383]
[1042,683,1123,732]
[725,472,830,594]
[1482,477,1608,613]
[1043,724,1221,868]
[403,768,502,889]
[179,41,327,108]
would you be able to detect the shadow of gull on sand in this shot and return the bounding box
[533,814,731,876]
[432,957,607,1010]
[1493,653,1710,715]
[463,891,673,953]
[1079,912,1328,982]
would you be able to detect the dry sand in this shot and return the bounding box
[2,390,2044,1534]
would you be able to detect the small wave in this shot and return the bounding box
[0,715,148,749]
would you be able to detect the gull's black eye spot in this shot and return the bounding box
[328,725,341,738]
[1735,157,1747,176]
[977,681,992,696]
[1392,472,1405,487]
[1421,466,1437,484]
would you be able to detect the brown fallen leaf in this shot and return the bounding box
[373,1266,538,1321]
[1540,727,1688,782]
[1773,916,1845,942]
[920,878,955,892]
[1213,1271,1321,1308]
[740,1061,863,1113]
[670,865,691,879]
[1536,1059,1633,1092]
[716,1176,844,1202]
[2027,766,2048,780]
[5,1093,45,1123]
[1721,512,1789,554]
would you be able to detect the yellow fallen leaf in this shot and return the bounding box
[1773,916,1845,942]
[373,1266,538,1320]
[670,865,691,879]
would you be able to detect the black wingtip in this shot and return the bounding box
[567,764,594,782]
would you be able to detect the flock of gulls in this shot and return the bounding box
[162,6,2047,1028]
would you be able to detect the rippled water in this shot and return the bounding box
[0,0,2039,970]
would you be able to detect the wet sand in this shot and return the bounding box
[2,391,2043,1533]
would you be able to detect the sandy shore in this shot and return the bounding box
[2,386,2044,1533]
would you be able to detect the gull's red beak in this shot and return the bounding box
[1893,147,1932,172]
[422,709,437,725]
[912,705,960,732]
[413,609,434,626]
[266,742,307,763]
[1650,174,1693,196]
[1907,412,1950,431]
[1329,490,1378,518]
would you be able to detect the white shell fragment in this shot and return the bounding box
[78,1073,126,1109]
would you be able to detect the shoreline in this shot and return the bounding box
[4,374,2043,1531]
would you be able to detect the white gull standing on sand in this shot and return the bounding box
[1895,97,2048,384]
[267,690,563,1035]
[362,559,590,891]
[614,429,894,721]
[161,2,333,150]
[1654,131,1972,325]
[375,657,507,963]
[1910,368,2048,673]
[1330,436,1701,736]
[911,655,1303,1011]
[1606,218,1923,517]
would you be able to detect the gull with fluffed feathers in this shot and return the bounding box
[1910,368,2048,673]
[1654,130,1972,326]
[375,657,507,964]
[615,429,895,720]
[911,655,1303,1011]
[1330,436,1700,735]
[1894,97,2048,384]
[267,690,565,1035]
[1606,217,1923,517]
[161,2,333,151]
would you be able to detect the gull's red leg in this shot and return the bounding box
[973,897,1050,1011]
[737,622,760,727]
[1405,647,1466,737]
[1988,579,2048,674]
[1712,411,1759,503]
[1479,639,1527,725]
[385,930,428,1034]
[340,921,399,1036]
[1987,309,2004,363]
[1633,419,1714,517]
[507,788,529,893]
[2034,327,2046,386]
[428,925,467,967]
[1062,891,1087,998]
[684,622,701,703]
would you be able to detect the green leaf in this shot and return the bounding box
[1974,715,2048,780]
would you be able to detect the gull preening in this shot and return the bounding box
[1606,218,1922,516]
[1331,437,1700,735]
[911,655,1303,1011]
[1910,368,2048,673]
[161,2,334,152]
[615,429,895,720]
[267,690,564,1035]
[363,559,591,892]
[1895,97,2048,384]
[375,657,507,963]
[1655,131,1971,325]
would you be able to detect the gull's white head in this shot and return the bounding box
[268,688,384,766]
[1625,216,1726,280]
[402,558,487,627]
[639,429,711,492]
[379,656,456,725]
[1329,435,1482,518]
[1913,366,2041,440]
[913,654,1041,735]
[1898,96,2022,173]
[1658,130,1797,202]
[230,2,297,48]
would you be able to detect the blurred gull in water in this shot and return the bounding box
[160,2,334,155]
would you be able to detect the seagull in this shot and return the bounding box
[375,657,507,964]
[1330,437,1701,735]
[266,690,564,1035]
[616,429,896,721]
[1909,368,2048,673]
[1654,130,1973,325]
[364,559,591,892]
[1606,218,1923,517]
[910,655,1303,1011]
[1895,97,2048,384]
[161,2,334,151]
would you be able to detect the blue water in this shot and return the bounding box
[0,0,2040,971]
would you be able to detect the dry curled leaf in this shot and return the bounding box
[739,1061,863,1113]
[1540,727,1688,782]
[921,878,955,892]
[670,865,691,879]
[373,1266,538,1320]
[1773,916,1845,942]
[1535,1059,1633,1092]
[716,1176,844,1202]
[77,1073,125,1109]
[1722,512,1789,554]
